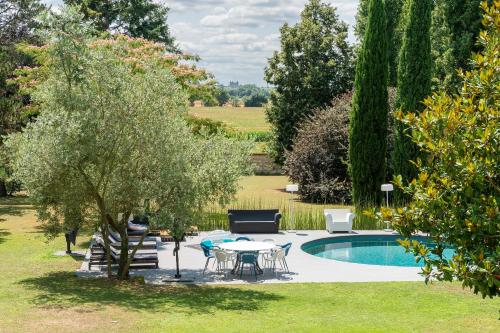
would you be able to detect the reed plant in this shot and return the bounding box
[197,197,383,231]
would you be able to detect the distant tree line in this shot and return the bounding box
[201,84,270,107]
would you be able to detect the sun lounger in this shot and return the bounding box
[108,228,157,249]
[89,237,159,269]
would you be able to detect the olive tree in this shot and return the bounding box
[5,8,252,280]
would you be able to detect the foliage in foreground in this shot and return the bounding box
[5,8,252,280]
[284,93,351,204]
[377,1,500,298]
[349,0,389,208]
[265,0,354,164]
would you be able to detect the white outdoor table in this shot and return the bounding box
[219,241,276,252]
[219,241,276,275]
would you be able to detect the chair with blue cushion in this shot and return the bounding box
[278,243,292,272]
[238,252,259,280]
[201,243,215,275]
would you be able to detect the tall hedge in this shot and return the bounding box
[392,0,432,197]
[349,0,389,207]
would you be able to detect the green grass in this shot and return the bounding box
[188,107,270,132]
[0,196,498,332]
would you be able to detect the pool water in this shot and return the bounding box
[301,235,454,267]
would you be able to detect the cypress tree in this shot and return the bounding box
[355,0,404,87]
[392,0,432,198]
[349,0,388,207]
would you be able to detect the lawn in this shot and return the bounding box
[0,196,498,333]
[188,107,270,132]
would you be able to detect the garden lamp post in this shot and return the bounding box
[286,184,299,232]
[381,184,394,232]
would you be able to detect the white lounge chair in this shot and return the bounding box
[324,209,355,233]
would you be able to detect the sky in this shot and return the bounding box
[43,1,360,86]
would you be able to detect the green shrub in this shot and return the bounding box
[237,131,272,143]
[185,116,235,137]
[284,93,352,204]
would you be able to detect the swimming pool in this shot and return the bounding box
[301,235,454,267]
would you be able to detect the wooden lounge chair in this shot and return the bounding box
[108,228,158,249]
[89,237,159,270]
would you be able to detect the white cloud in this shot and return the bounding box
[43,0,360,85]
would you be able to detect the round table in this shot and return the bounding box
[219,241,275,252]
[219,241,276,275]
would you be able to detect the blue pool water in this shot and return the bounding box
[301,235,454,267]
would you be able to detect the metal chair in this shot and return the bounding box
[238,252,259,280]
[278,243,292,273]
[201,243,215,275]
[235,236,252,241]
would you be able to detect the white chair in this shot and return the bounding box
[262,238,275,244]
[262,248,287,275]
[260,239,276,264]
[324,209,355,233]
[213,249,235,276]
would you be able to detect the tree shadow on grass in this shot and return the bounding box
[0,204,31,222]
[0,229,11,245]
[20,272,284,314]
[0,195,32,206]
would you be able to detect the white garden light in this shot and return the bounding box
[286,184,299,232]
[381,183,394,232]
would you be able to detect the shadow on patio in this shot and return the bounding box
[19,271,284,314]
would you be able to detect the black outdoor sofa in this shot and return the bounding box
[228,209,281,233]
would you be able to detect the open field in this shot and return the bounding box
[0,197,498,332]
[188,107,270,132]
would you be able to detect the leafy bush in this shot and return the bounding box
[284,93,352,203]
[237,131,271,143]
[185,116,233,136]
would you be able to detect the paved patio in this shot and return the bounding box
[78,230,425,284]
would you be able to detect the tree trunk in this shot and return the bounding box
[117,227,129,280]
[102,219,112,279]
[174,238,181,278]
[0,181,7,197]
[119,231,147,281]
